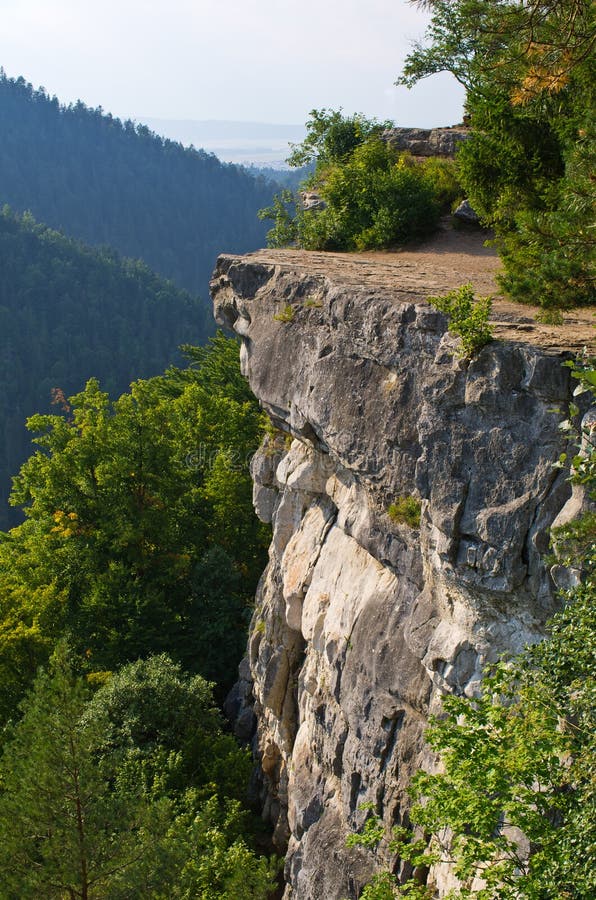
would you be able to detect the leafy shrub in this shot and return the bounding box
[421,156,464,212]
[257,189,298,248]
[299,139,440,251]
[260,110,448,253]
[287,107,392,168]
[428,283,493,357]
[387,496,422,528]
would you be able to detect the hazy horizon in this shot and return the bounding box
[0,1,465,136]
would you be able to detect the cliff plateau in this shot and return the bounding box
[211,246,592,899]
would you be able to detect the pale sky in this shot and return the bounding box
[0,0,465,129]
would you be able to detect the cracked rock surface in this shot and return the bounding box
[212,248,591,899]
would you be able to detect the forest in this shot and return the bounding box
[0,335,280,898]
[0,71,287,530]
[0,68,286,899]
[0,70,275,300]
[0,206,210,530]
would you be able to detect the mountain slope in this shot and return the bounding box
[0,206,207,528]
[0,72,275,300]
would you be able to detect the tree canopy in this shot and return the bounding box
[399,1,595,309]
[0,334,269,719]
[0,205,212,530]
[0,647,279,899]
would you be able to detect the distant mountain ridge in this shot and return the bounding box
[142,118,306,166]
[0,72,276,301]
[143,118,305,139]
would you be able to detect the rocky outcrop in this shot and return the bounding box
[211,249,587,899]
[382,126,471,158]
[453,198,480,224]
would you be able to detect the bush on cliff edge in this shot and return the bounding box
[259,109,462,252]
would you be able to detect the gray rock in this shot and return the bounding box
[453,198,480,223]
[382,126,471,158]
[300,191,326,211]
[211,250,582,899]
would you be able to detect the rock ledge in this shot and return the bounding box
[211,247,592,899]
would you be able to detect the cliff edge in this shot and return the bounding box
[211,239,594,899]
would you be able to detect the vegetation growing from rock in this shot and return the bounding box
[428,283,493,357]
[273,304,296,323]
[387,497,422,529]
[400,1,595,309]
[259,109,462,251]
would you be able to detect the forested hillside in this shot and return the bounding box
[0,71,274,299]
[0,336,278,897]
[0,206,208,529]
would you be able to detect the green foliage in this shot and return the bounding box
[358,872,400,900]
[398,1,596,308]
[0,646,279,899]
[552,355,596,568]
[496,128,596,309]
[260,110,462,252]
[258,189,299,248]
[83,655,252,804]
[0,335,269,718]
[287,108,392,168]
[145,799,280,900]
[301,140,440,251]
[345,805,434,899]
[420,157,464,213]
[0,643,139,898]
[345,804,386,850]
[387,497,422,529]
[428,283,493,357]
[273,304,296,323]
[0,205,208,530]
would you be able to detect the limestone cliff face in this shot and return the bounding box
[211,249,580,899]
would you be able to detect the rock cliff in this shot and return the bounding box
[211,247,591,899]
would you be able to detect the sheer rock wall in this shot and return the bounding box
[211,250,576,899]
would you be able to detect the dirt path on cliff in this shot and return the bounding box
[242,223,595,353]
[364,224,595,354]
[363,221,503,298]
